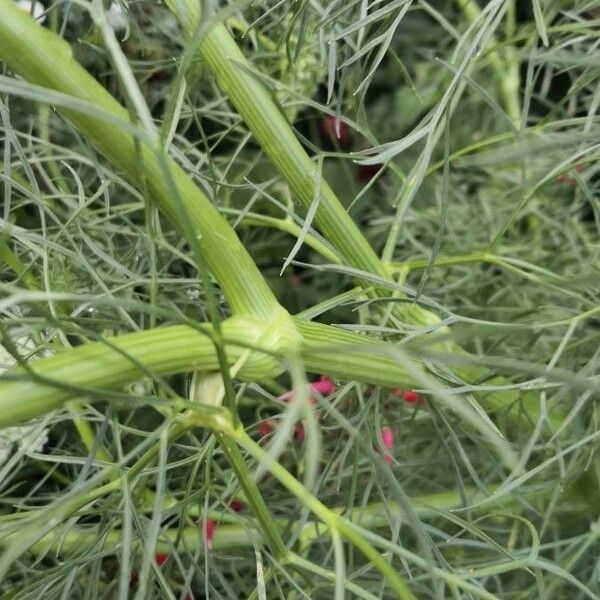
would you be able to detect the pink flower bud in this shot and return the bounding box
[294,422,305,443]
[155,553,169,567]
[381,426,394,449]
[321,115,349,144]
[311,375,336,396]
[258,420,273,438]
[279,375,336,403]
[403,390,419,403]
[205,519,216,550]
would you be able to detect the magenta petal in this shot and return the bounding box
[311,376,336,396]
[381,426,394,450]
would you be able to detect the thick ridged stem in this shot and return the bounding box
[198,25,389,283]
[0,318,418,428]
[24,482,565,555]
[0,1,278,318]
[0,316,550,431]
[191,21,446,328]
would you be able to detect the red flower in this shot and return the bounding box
[358,162,383,183]
[205,519,216,550]
[155,553,169,567]
[381,426,394,449]
[294,421,305,443]
[258,420,273,438]
[230,499,245,513]
[320,114,349,144]
[403,390,419,403]
[311,375,336,396]
[279,375,336,403]
[381,426,394,465]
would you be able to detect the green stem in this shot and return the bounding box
[0,309,556,432]
[215,428,288,558]
[197,22,391,285]
[231,427,417,599]
[0,1,278,318]
[221,209,342,264]
[0,316,277,426]
[387,252,565,287]
[0,317,419,428]
[166,7,501,337]
[14,477,584,556]
[37,104,71,196]
[456,0,520,122]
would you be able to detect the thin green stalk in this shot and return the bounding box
[231,426,417,599]
[221,208,342,264]
[36,104,71,196]
[456,0,520,122]
[8,488,472,553]
[12,477,586,556]
[387,252,566,288]
[215,429,288,558]
[0,1,278,318]
[389,252,496,271]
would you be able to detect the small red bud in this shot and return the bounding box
[358,162,383,183]
[320,115,349,144]
[258,420,273,438]
[205,519,216,550]
[403,390,419,403]
[155,553,169,567]
[311,375,336,396]
[280,375,336,404]
[230,499,245,513]
[381,426,394,449]
[381,426,394,464]
[294,422,305,443]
